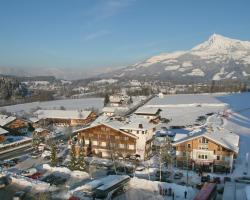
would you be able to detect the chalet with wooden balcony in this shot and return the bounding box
[74,117,158,160]
[173,128,239,172]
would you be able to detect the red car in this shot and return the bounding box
[28,172,43,180]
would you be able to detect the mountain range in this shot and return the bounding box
[1,34,250,82]
[97,34,250,83]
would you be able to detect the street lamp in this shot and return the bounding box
[89,158,95,179]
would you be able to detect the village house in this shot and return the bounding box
[172,128,239,173]
[0,127,9,143]
[134,107,162,120]
[33,128,50,138]
[35,109,97,127]
[74,116,158,160]
[109,94,130,107]
[0,114,29,134]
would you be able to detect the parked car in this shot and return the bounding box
[28,172,43,180]
[213,177,221,184]
[201,175,210,182]
[22,168,37,176]
[107,170,116,175]
[30,151,41,159]
[135,166,145,171]
[224,176,231,183]
[235,176,250,184]
[155,170,171,178]
[12,191,25,200]
[0,176,11,189]
[174,172,183,179]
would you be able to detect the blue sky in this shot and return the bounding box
[0,0,250,70]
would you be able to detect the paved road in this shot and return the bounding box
[0,146,33,160]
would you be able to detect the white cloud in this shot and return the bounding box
[83,30,111,41]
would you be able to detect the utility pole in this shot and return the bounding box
[186,144,189,185]
[159,145,162,182]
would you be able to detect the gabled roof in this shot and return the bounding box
[74,122,138,139]
[0,127,9,135]
[35,110,92,120]
[135,107,161,115]
[0,114,16,126]
[173,128,239,153]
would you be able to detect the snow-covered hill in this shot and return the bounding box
[98,34,250,82]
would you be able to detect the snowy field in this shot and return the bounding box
[145,93,230,126]
[146,92,250,178]
[0,98,104,114]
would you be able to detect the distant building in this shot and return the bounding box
[109,94,130,107]
[134,107,161,120]
[173,128,239,172]
[35,110,97,127]
[33,128,50,138]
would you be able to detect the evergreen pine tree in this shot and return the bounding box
[87,139,93,156]
[69,142,77,170]
[51,143,57,167]
[77,141,86,171]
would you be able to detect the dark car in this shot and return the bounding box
[156,170,171,178]
[107,170,116,175]
[0,176,12,189]
[174,172,183,179]
[235,176,250,184]
[201,176,209,182]
[13,191,25,200]
[224,176,231,183]
[213,177,221,184]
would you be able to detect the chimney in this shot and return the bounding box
[139,124,143,129]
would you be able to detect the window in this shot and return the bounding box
[217,156,220,160]
[142,131,145,134]
[198,155,201,159]
[187,144,191,148]
[115,136,120,140]
[205,155,207,159]
[128,145,135,150]
[201,138,208,144]
[85,140,89,145]
[214,150,216,154]
[119,144,125,149]
[124,137,129,141]
[92,140,98,145]
[101,142,106,147]
[137,130,139,134]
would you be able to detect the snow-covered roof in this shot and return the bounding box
[0,114,16,126]
[74,121,139,139]
[29,117,39,123]
[173,128,239,153]
[34,128,49,133]
[35,110,92,120]
[0,127,9,135]
[102,107,117,113]
[173,133,188,142]
[134,107,161,115]
[120,119,157,131]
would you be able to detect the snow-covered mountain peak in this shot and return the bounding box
[192,33,250,53]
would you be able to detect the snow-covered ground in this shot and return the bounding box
[0,98,104,114]
[145,93,228,127]
[115,177,196,200]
